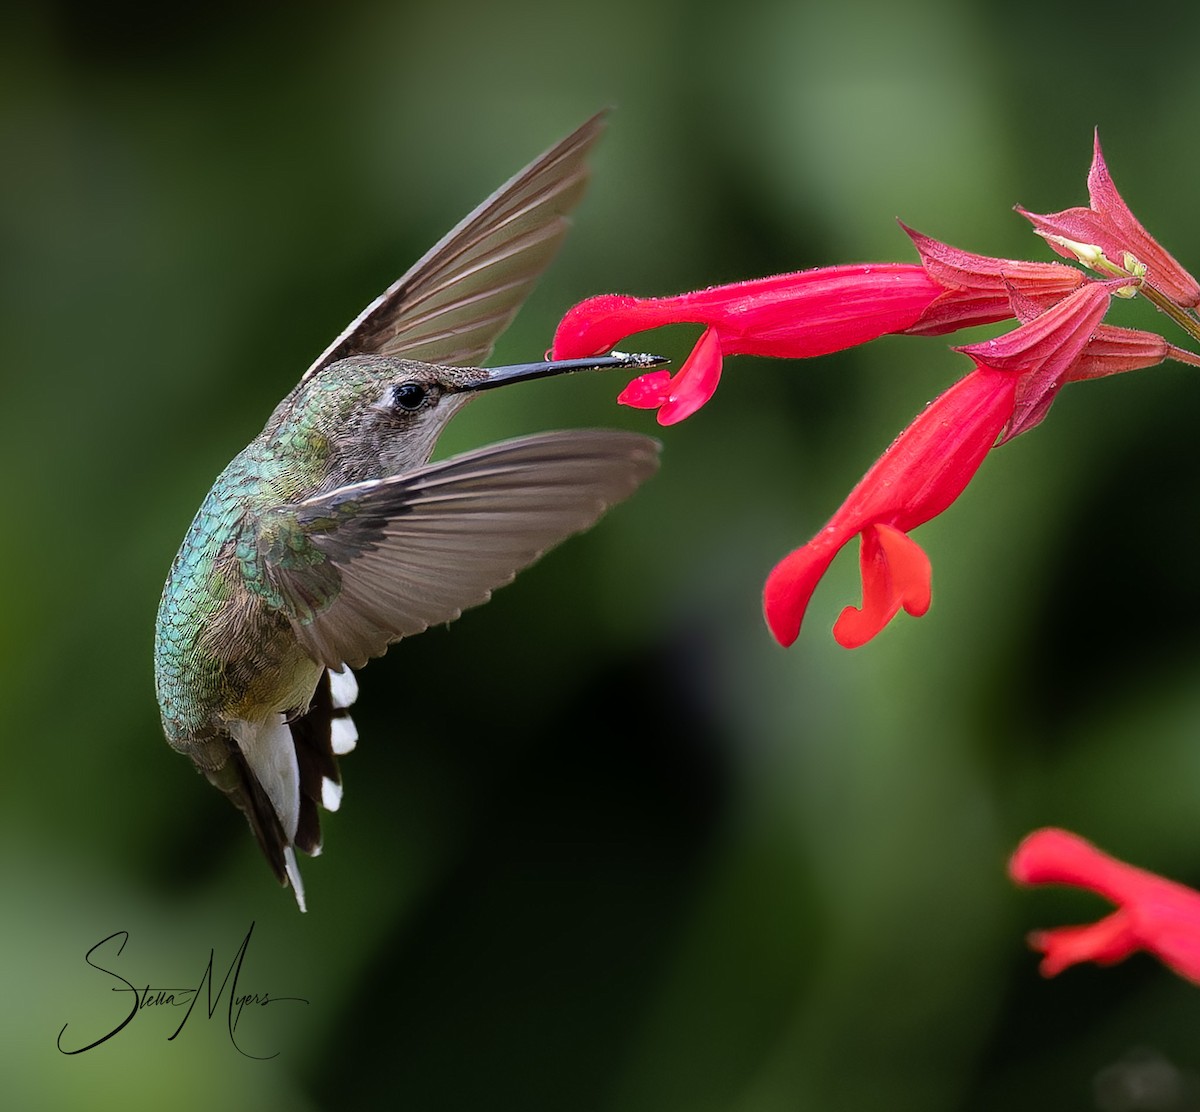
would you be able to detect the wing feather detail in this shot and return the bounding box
[302,113,606,377]
[268,429,660,669]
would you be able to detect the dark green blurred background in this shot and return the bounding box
[7,1,1200,1108]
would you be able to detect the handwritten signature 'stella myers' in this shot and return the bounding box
[57,921,308,1059]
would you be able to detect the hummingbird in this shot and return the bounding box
[154,113,663,911]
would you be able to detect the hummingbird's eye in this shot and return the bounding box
[391,382,428,411]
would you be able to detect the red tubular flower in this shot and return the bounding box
[762,369,1017,648]
[762,271,1194,648]
[551,265,945,424]
[551,235,1096,425]
[1017,131,1200,308]
[1010,828,1200,985]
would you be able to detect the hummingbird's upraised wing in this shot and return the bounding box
[301,112,607,380]
[258,430,660,670]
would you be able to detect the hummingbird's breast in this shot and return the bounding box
[154,442,326,749]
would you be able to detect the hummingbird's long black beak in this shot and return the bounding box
[472,351,669,391]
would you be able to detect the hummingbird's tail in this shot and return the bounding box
[289,665,359,850]
[221,666,359,911]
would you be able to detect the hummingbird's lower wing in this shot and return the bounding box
[301,112,606,378]
[264,429,660,670]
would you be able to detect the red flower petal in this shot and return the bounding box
[1010,828,1200,985]
[658,326,723,425]
[1085,131,1200,307]
[617,370,672,409]
[762,529,845,648]
[832,523,932,648]
[1028,913,1138,977]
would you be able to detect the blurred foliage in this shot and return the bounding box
[6,0,1200,1109]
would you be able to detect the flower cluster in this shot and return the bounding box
[552,133,1200,649]
[553,133,1200,995]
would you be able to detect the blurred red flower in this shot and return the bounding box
[1010,828,1200,985]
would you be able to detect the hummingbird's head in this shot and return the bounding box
[275,355,487,478]
[275,350,669,482]
[357,358,496,473]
